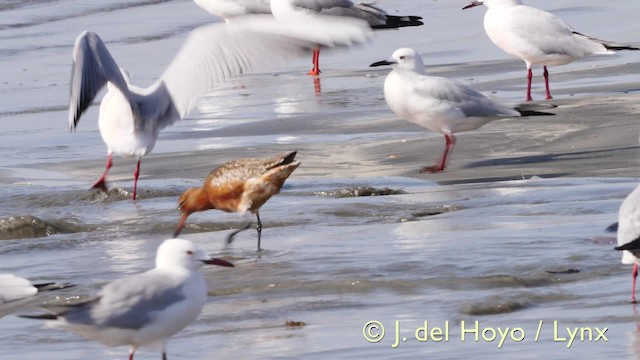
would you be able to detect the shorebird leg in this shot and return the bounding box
[526,68,533,102]
[132,159,141,200]
[543,66,553,100]
[421,134,456,173]
[162,352,167,360]
[307,48,321,76]
[256,213,262,251]
[225,221,254,246]
[633,263,638,303]
[91,154,113,191]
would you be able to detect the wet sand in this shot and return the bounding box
[57,90,640,188]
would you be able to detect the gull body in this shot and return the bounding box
[370,48,552,172]
[0,274,73,318]
[270,0,423,75]
[69,16,371,199]
[463,0,639,101]
[175,151,300,250]
[21,239,234,360]
[614,185,640,303]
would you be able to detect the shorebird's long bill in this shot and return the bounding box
[369,60,396,67]
[202,258,235,267]
[462,1,483,10]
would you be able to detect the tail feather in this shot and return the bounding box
[373,15,424,29]
[280,151,297,166]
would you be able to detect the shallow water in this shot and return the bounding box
[2,0,640,359]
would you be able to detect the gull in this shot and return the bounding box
[270,0,423,75]
[175,151,300,251]
[0,274,74,318]
[69,16,371,200]
[370,48,553,172]
[21,238,234,360]
[463,0,640,101]
[614,184,640,303]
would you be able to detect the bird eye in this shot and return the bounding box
[186,250,193,255]
[399,56,406,60]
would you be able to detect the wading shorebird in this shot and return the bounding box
[463,0,640,101]
[370,48,554,172]
[614,184,640,303]
[175,151,300,251]
[68,15,370,199]
[20,239,234,360]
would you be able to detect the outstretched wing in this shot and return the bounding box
[155,14,372,128]
[68,31,130,130]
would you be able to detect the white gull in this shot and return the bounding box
[463,0,639,101]
[370,48,553,172]
[21,238,234,360]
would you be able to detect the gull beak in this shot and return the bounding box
[462,1,484,10]
[202,257,235,267]
[369,60,396,67]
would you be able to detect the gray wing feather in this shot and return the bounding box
[157,15,371,124]
[68,31,129,130]
[416,77,519,118]
[56,272,185,330]
[291,0,354,12]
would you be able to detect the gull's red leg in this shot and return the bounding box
[91,154,113,191]
[543,66,553,100]
[421,134,456,173]
[526,68,533,102]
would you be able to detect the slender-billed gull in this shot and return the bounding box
[175,151,300,250]
[614,185,640,303]
[270,0,423,75]
[21,239,234,360]
[69,17,370,199]
[463,0,640,101]
[0,274,74,318]
[370,48,553,172]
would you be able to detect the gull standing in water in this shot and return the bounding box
[463,0,639,101]
[69,16,371,199]
[614,185,640,303]
[175,151,300,251]
[21,239,234,360]
[370,48,553,172]
[270,0,423,75]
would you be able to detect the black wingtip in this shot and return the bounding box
[19,313,59,320]
[33,282,76,292]
[372,15,425,29]
[605,222,619,233]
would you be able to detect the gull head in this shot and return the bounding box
[370,48,425,74]
[462,0,522,10]
[155,238,234,271]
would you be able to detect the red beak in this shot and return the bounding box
[462,1,483,10]
[202,258,234,267]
